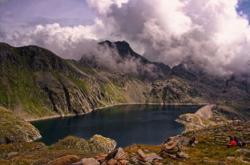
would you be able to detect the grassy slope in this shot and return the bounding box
[0,66,56,118]
[0,64,151,119]
[0,107,41,143]
[0,43,151,119]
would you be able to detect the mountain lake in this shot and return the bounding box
[32,105,201,147]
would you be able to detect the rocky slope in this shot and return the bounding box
[0,42,150,120]
[123,106,250,164]
[0,107,41,144]
[125,120,250,165]
[0,134,117,165]
[0,41,249,121]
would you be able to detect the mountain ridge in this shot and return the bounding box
[0,41,249,120]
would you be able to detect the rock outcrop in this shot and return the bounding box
[72,147,129,165]
[73,157,100,165]
[160,135,192,160]
[0,107,41,144]
[89,135,117,153]
[137,149,163,163]
[48,155,80,165]
[51,135,116,155]
[176,104,229,132]
[103,147,129,165]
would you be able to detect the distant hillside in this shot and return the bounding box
[0,41,249,120]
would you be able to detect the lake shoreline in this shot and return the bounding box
[31,104,203,146]
[27,102,207,122]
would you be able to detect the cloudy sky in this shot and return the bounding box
[0,0,250,76]
[0,0,249,29]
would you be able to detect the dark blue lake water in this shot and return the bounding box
[32,105,200,147]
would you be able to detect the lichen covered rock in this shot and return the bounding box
[51,135,116,155]
[89,135,117,153]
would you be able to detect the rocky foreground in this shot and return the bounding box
[0,105,249,165]
[0,107,41,144]
[0,120,249,165]
[126,120,250,165]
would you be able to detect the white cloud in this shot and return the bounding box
[86,0,250,76]
[1,0,250,76]
[4,20,107,59]
[86,0,128,14]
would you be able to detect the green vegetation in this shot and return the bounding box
[0,66,54,118]
[71,77,91,94]
[0,107,41,143]
[0,80,8,107]
[101,83,126,103]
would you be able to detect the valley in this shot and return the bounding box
[0,41,249,164]
[0,41,249,121]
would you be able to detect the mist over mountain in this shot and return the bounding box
[0,0,250,77]
[0,0,250,120]
[0,41,249,121]
[1,1,250,164]
[79,40,171,79]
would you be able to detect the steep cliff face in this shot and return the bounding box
[149,78,200,103]
[0,42,249,120]
[0,43,154,120]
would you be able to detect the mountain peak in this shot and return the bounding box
[99,40,133,56]
[114,40,130,49]
[95,40,171,79]
[99,40,147,63]
[99,40,130,47]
